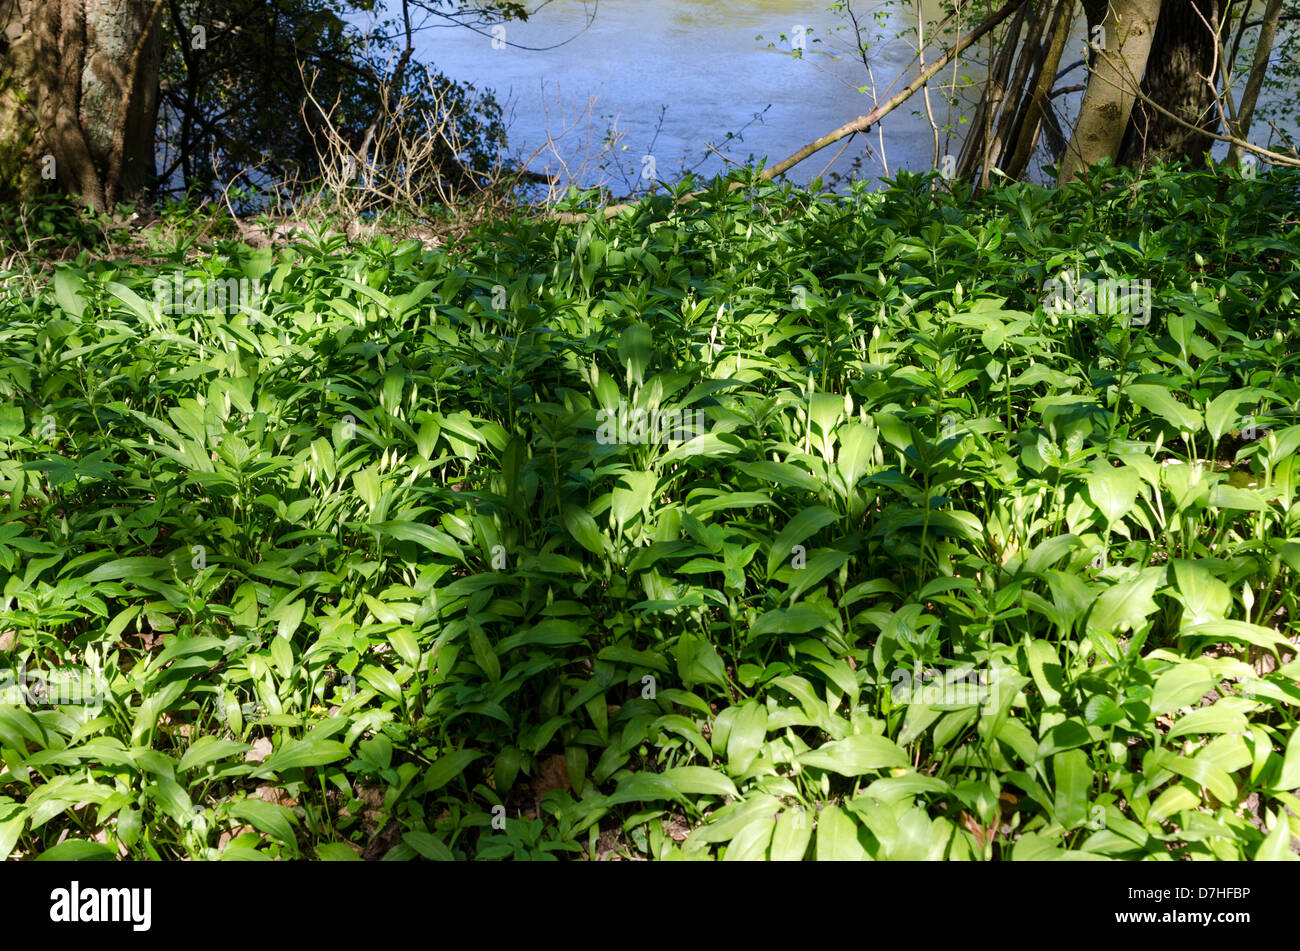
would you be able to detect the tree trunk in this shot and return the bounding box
[1057,0,1163,184]
[0,0,164,211]
[0,0,43,203]
[1225,0,1285,168]
[1003,1,1074,180]
[1116,0,1222,169]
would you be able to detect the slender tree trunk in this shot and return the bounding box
[1058,0,1164,184]
[955,0,1075,185]
[0,0,164,211]
[1226,0,1285,167]
[1004,1,1074,180]
[1116,0,1222,169]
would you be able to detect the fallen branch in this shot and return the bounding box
[551,0,1025,222]
[768,0,1023,180]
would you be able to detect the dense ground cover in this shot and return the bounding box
[2,164,1300,860]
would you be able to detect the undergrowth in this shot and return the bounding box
[1,162,1299,860]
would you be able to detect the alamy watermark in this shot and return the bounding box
[890,662,999,707]
[152,275,264,316]
[49,881,151,931]
[595,401,710,451]
[0,662,105,713]
[1042,271,1151,326]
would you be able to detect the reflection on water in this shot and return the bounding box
[364,0,978,190]
[355,1,1294,192]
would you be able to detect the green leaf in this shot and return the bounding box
[0,405,22,439]
[722,811,776,861]
[53,268,87,318]
[1167,705,1248,739]
[424,750,481,792]
[1052,749,1091,829]
[1255,814,1299,860]
[1086,464,1141,524]
[747,460,822,494]
[1209,483,1266,512]
[725,701,768,776]
[254,736,351,777]
[1025,639,1063,708]
[1126,384,1203,433]
[836,422,877,489]
[178,737,250,773]
[0,802,25,860]
[105,281,156,323]
[597,644,670,673]
[230,799,298,848]
[387,626,421,667]
[467,624,501,682]
[863,773,952,804]
[1276,728,1300,791]
[317,842,364,861]
[751,604,834,637]
[358,734,392,771]
[373,521,464,560]
[272,598,305,640]
[1179,619,1292,656]
[0,705,44,747]
[767,506,840,578]
[769,806,813,860]
[1087,568,1162,637]
[674,633,728,690]
[809,392,845,436]
[402,830,454,860]
[563,505,607,556]
[658,766,739,799]
[611,471,656,530]
[360,663,405,701]
[116,806,142,849]
[1171,559,1232,625]
[606,771,681,806]
[1023,534,1081,575]
[798,733,908,776]
[352,468,382,512]
[815,804,868,860]
[785,549,853,603]
[1151,750,1237,804]
[1037,719,1095,758]
[35,839,116,861]
[1150,663,1214,715]
[85,556,170,583]
[390,281,437,320]
[494,746,524,793]
[1204,388,1258,444]
[887,805,936,861]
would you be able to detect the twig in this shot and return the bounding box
[552,0,1024,222]
[1082,42,1300,168]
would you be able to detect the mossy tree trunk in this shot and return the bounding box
[0,0,164,211]
[0,0,42,204]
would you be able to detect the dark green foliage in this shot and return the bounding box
[155,0,507,204]
[0,162,1298,859]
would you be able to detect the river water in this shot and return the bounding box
[374,0,986,192]
[353,1,1295,194]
